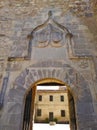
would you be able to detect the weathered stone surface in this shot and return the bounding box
[0,1,97,130]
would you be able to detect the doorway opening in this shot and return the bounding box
[22,79,77,130]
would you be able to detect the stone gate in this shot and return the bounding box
[0,2,97,130]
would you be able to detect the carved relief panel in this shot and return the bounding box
[32,22,66,48]
[27,11,73,60]
[30,11,68,47]
[8,11,74,61]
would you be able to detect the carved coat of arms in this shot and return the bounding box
[29,11,73,48]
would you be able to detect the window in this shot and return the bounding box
[61,110,65,117]
[37,109,41,116]
[60,95,64,101]
[49,95,53,101]
[39,95,42,101]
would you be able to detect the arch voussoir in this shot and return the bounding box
[1,61,96,130]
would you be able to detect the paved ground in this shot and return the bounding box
[33,123,70,130]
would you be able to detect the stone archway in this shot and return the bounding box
[0,61,97,130]
[23,78,77,130]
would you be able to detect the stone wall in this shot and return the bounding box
[0,0,97,130]
[35,90,69,123]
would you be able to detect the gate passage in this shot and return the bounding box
[22,89,32,130]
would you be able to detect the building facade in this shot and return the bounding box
[0,0,97,130]
[34,89,69,123]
